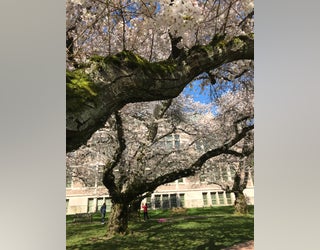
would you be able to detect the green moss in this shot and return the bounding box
[149,61,177,74]
[103,50,177,75]
[102,50,145,69]
[66,70,98,112]
[90,55,105,63]
[232,37,244,47]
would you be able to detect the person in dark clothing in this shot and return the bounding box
[100,202,106,224]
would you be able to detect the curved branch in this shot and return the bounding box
[141,124,254,192]
[66,34,254,151]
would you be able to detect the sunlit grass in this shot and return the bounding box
[67,205,253,250]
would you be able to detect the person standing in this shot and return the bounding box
[100,202,106,224]
[142,203,149,221]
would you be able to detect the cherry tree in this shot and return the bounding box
[66,0,254,151]
[67,87,253,236]
[198,133,254,214]
[196,64,254,213]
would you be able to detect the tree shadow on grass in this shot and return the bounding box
[67,207,253,250]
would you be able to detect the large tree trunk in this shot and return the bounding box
[106,202,130,237]
[231,166,249,215]
[234,191,248,214]
[232,135,252,214]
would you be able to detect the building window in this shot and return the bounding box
[174,134,180,149]
[218,192,224,205]
[170,194,178,208]
[66,174,72,188]
[161,134,180,150]
[154,195,161,209]
[210,192,217,205]
[87,198,95,213]
[152,193,185,209]
[97,197,104,211]
[105,198,112,212]
[179,193,185,207]
[202,192,208,206]
[162,194,170,209]
[178,178,184,183]
[226,192,232,205]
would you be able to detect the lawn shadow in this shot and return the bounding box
[67,206,254,250]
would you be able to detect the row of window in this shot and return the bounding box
[66,166,104,188]
[200,166,254,186]
[66,190,237,214]
[66,171,185,188]
[203,191,233,206]
[146,193,185,209]
[66,197,112,214]
[158,134,180,150]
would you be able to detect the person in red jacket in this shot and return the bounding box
[142,203,149,221]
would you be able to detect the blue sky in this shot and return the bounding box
[183,80,213,104]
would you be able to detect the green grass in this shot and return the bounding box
[67,206,254,250]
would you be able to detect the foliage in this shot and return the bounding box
[66,90,253,194]
[66,86,253,233]
[66,0,254,66]
[66,206,254,250]
[66,0,254,151]
[66,0,254,235]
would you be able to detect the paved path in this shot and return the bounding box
[221,240,254,250]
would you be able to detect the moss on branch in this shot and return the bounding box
[66,33,254,151]
[90,50,177,77]
[66,70,98,112]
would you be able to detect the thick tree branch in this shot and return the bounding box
[66,34,254,152]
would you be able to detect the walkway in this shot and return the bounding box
[221,240,254,250]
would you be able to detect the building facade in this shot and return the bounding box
[66,168,254,214]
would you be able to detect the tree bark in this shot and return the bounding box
[230,132,253,214]
[66,34,254,152]
[234,191,248,214]
[106,202,130,237]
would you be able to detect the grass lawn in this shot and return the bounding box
[66,205,253,250]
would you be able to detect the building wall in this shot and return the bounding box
[66,176,254,214]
